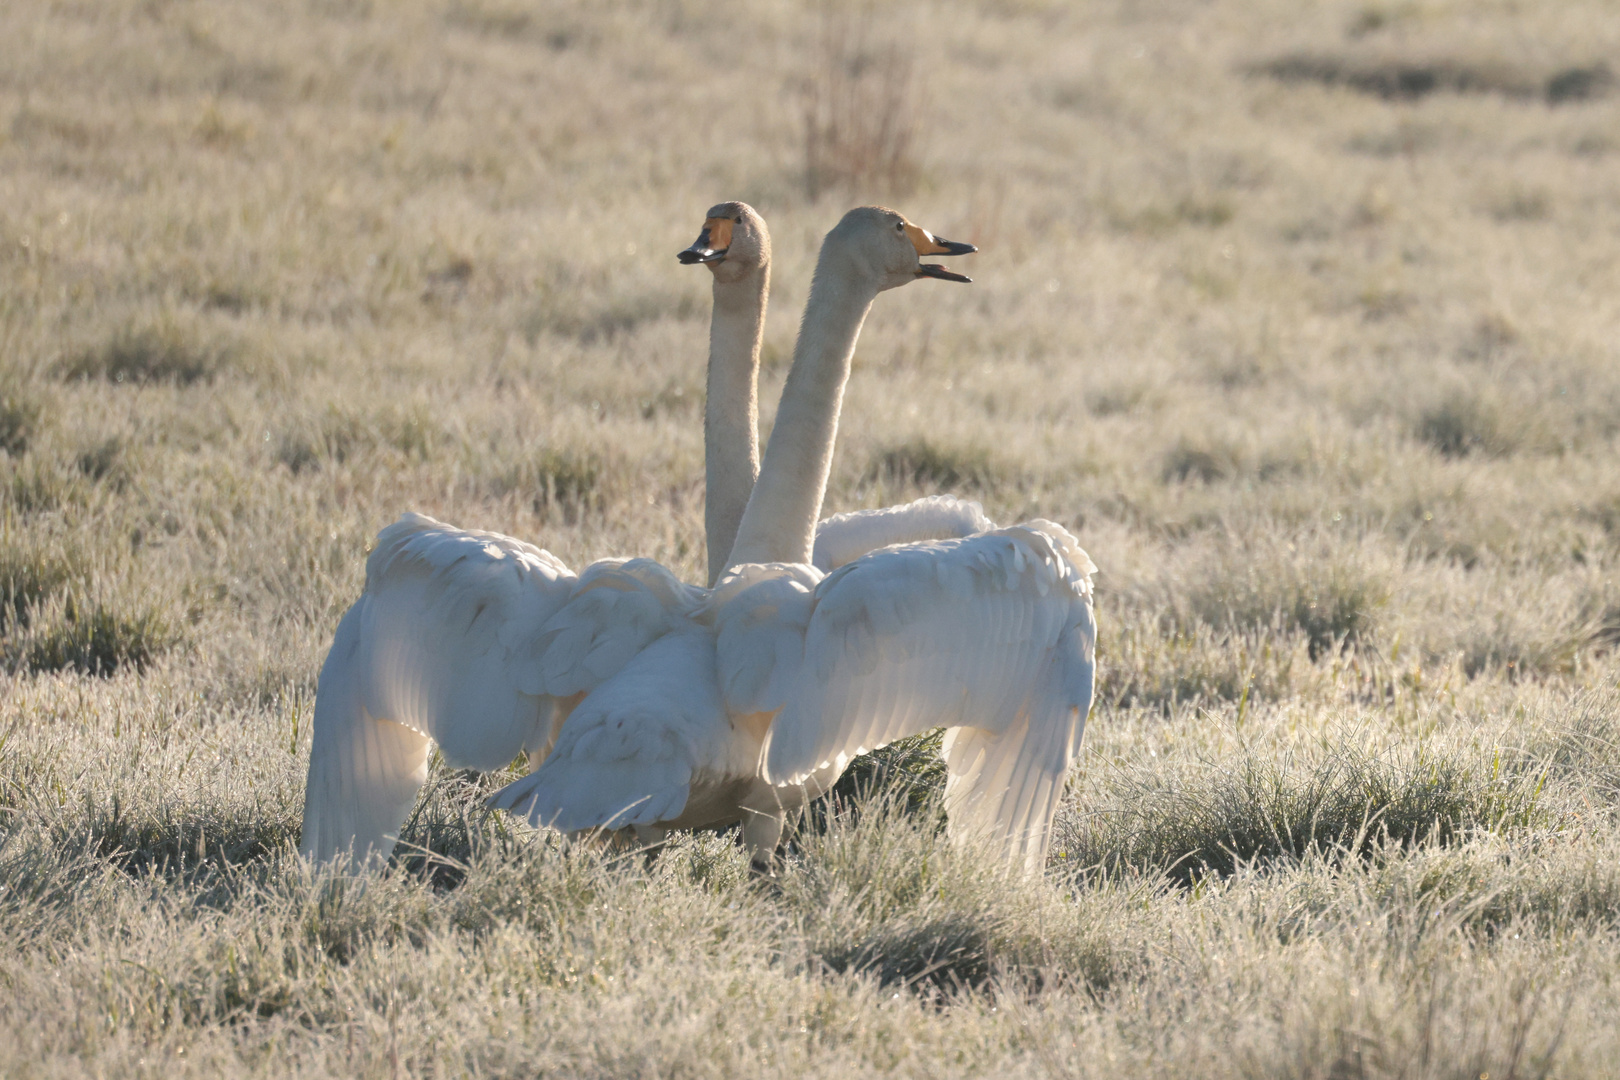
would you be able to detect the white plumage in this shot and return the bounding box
[304,204,1098,875]
[812,494,993,572]
[300,517,721,864]
[758,520,1097,874]
[301,513,576,863]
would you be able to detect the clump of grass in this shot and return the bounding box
[1547,63,1615,103]
[1373,838,1620,937]
[783,794,1131,991]
[1461,311,1520,363]
[488,446,616,524]
[75,436,138,491]
[522,285,699,344]
[0,538,78,632]
[868,437,1001,491]
[0,459,84,514]
[1488,186,1552,223]
[57,316,244,386]
[1177,542,1390,660]
[820,730,947,824]
[18,592,178,676]
[197,278,269,316]
[1453,610,1588,680]
[444,0,597,49]
[1085,378,1159,417]
[1253,52,1610,104]
[1060,740,1546,884]
[1413,388,1539,459]
[1108,196,1236,235]
[276,404,442,474]
[0,386,42,455]
[66,799,291,879]
[1162,439,1243,484]
[800,1,920,200]
[1099,624,1313,710]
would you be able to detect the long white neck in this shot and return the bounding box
[726,245,878,568]
[703,265,767,585]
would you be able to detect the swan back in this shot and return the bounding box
[812,495,995,571]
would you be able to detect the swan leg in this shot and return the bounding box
[632,824,669,868]
[632,824,668,848]
[301,607,431,866]
[742,808,785,875]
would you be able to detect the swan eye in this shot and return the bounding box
[734,216,742,224]
[895,222,903,231]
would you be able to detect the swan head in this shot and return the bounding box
[678,201,771,285]
[825,206,976,293]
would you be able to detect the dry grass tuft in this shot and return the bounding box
[801,1,921,201]
[867,436,1003,492]
[0,386,42,456]
[16,593,177,676]
[56,315,249,387]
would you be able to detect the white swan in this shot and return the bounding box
[678,202,770,586]
[682,201,992,578]
[297,206,778,865]
[492,208,1097,875]
[485,207,986,867]
[724,208,1098,874]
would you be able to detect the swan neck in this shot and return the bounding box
[726,251,877,568]
[704,265,768,585]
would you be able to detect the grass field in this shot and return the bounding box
[3,0,1620,1074]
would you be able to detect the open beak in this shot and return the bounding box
[904,221,976,283]
[678,216,734,265]
[917,263,973,283]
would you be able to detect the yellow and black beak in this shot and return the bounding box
[904,221,976,283]
[678,216,735,265]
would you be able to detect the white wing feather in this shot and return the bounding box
[356,513,574,768]
[812,495,995,571]
[941,614,1095,875]
[487,630,731,831]
[757,521,1097,872]
[522,558,705,698]
[705,562,823,715]
[299,603,432,864]
[301,513,577,863]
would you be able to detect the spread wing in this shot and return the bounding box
[299,603,433,865]
[520,557,706,698]
[300,513,576,863]
[759,521,1097,873]
[487,630,731,832]
[812,495,995,571]
[357,514,575,768]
